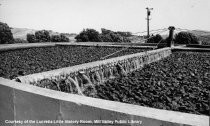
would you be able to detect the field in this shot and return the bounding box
[93,51,210,116]
[0,46,148,79]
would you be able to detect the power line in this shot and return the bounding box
[176,28,191,31]
[154,30,169,49]
[100,29,168,60]
[132,28,167,35]
[149,28,168,35]
[100,47,130,60]
[153,39,163,50]
[137,29,168,42]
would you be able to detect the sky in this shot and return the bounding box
[0,0,210,34]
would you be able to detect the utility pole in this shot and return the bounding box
[146,7,153,38]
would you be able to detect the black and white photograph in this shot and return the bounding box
[0,0,209,126]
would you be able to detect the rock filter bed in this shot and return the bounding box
[1,46,209,116]
[93,51,210,116]
[29,51,209,116]
[0,45,148,79]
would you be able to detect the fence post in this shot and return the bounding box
[168,26,175,47]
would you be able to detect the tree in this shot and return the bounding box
[14,38,28,43]
[27,33,37,43]
[51,35,61,42]
[110,32,123,42]
[147,34,163,43]
[116,31,132,37]
[155,34,163,42]
[75,28,131,42]
[35,30,51,42]
[75,29,101,42]
[101,28,131,42]
[75,31,89,42]
[174,32,199,44]
[0,22,14,44]
[100,34,113,42]
[101,28,112,35]
[60,33,69,42]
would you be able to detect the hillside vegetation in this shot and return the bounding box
[188,30,210,45]
[1,21,210,44]
[75,28,132,43]
[11,27,76,42]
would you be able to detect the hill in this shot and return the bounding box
[190,30,210,36]
[11,28,77,42]
[11,28,36,40]
[188,30,210,45]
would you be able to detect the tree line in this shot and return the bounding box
[0,22,69,44]
[0,21,200,45]
[75,28,132,42]
[26,30,69,43]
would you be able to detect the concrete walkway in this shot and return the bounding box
[172,45,210,51]
[0,43,56,51]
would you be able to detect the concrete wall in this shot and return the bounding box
[0,78,208,126]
